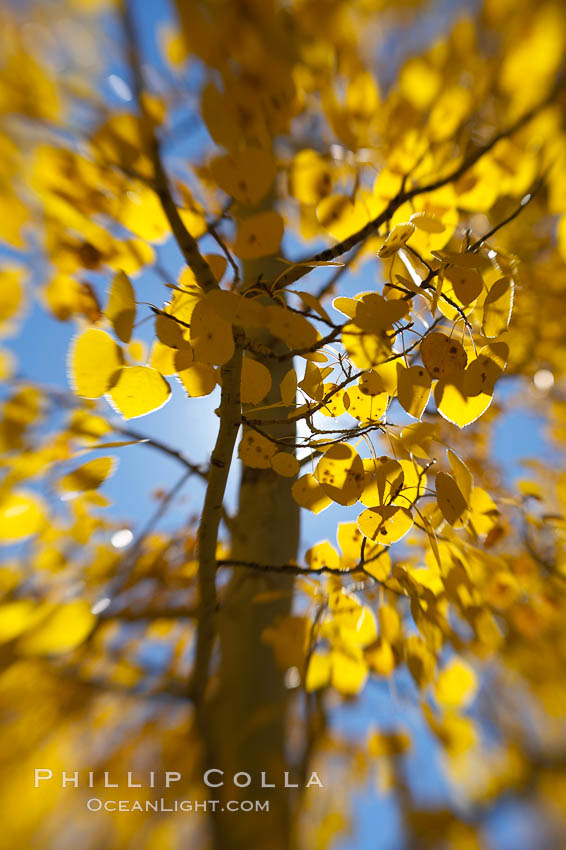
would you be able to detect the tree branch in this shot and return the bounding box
[274,86,561,291]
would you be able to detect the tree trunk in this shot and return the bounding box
[205,257,301,850]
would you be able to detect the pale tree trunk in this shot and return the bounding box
[204,255,301,850]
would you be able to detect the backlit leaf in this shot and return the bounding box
[106,270,135,343]
[0,490,46,543]
[107,366,171,419]
[69,328,122,399]
[58,457,115,493]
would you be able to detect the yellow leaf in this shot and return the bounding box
[270,452,300,478]
[155,314,190,349]
[366,640,395,675]
[306,540,340,570]
[58,456,115,493]
[444,264,483,305]
[400,57,440,109]
[120,182,169,242]
[210,148,275,205]
[69,328,122,399]
[434,375,492,428]
[106,270,136,343]
[0,267,24,332]
[266,305,318,351]
[467,487,499,536]
[107,366,171,419]
[289,149,333,206]
[410,212,446,233]
[329,590,377,646]
[481,276,514,338]
[18,600,95,655]
[405,635,436,688]
[262,616,309,671]
[128,339,146,362]
[378,605,401,643]
[357,505,413,544]
[206,290,266,327]
[378,222,415,258]
[149,340,177,375]
[330,648,368,696]
[359,457,404,507]
[447,449,473,501]
[175,351,216,397]
[421,332,467,379]
[305,651,331,691]
[396,363,431,420]
[233,211,284,259]
[190,299,235,366]
[341,328,390,370]
[238,428,277,469]
[0,490,46,544]
[241,356,272,405]
[436,471,468,527]
[465,342,508,395]
[315,443,365,506]
[0,600,47,643]
[316,194,368,241]
[280,369,297,405]
[344,383,388,423]
[434,658,477,708]
[291,474,332,513]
